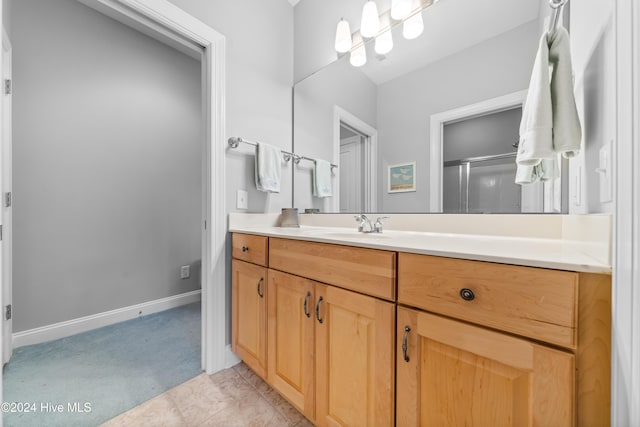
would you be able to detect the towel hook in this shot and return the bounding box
[228,137,242,149]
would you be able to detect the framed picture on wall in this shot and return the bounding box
[388,162,416,193]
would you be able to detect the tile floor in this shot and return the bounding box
[100,363,314,427]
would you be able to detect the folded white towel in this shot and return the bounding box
[312,159,333,198]
[516,32,554,167]
[548,27,582,158]
[254,142,281,193]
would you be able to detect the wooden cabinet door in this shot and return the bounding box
[267,269,315,421]
[397,307,575,427]
[231,259,267,378]
[315,284,395,427]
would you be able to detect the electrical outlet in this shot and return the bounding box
[236,190,248,210]
[180,265,191,279]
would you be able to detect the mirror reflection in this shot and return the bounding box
[293,0,567,214]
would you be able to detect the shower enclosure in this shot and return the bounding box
[443,152,521,213]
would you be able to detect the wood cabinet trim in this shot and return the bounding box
[269,237,396,301]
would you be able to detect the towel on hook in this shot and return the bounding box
[255,142,282,193]
[312,159,333,198]
[516,31,554,168]
[548,27,582,158]
[516,26,581,184]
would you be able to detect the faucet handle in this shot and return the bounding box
[374,217,389,233]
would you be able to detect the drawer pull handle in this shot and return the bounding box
[303,292,311,318]
[402,326,411,362]
[315,296,324,324]
[257,278,264,298]
[460,288,475,301]
[241,246,249,252]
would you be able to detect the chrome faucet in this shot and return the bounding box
[354,215,389,233]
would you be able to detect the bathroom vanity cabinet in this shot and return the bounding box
[231,234,269,378]
[267,238,396,426]
[231,232,611,427]
[396,253,611,427]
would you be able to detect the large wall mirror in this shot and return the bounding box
[293,0,572,214]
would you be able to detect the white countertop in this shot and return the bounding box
[229,215,612,274]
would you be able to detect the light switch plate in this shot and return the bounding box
[597,141,612,203]
[180,265,190,279]
[236,190,248,210]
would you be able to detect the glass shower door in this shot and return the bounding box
[443,154,523,213]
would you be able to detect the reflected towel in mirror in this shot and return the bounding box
[312,159,333,198]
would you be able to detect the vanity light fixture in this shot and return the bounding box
[403,9,424,40]
[335,18,353,53]
[360,1,380,38]
[350,43,367,67]
[375,29,393,55]
[336,18,353,53]
[336,0,437,67]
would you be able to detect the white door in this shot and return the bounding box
[2,29,13,364]
[339,136,363,213]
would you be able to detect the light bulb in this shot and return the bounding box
[403,11,424,40]
[391,0,412,20]
[334,18,353,53]
[375,29,393,55]
[360,1,380,38]
[350,44,367,67]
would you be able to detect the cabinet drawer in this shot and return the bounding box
[232,233,269,267]
[398,253,578,348]
[269,238,396,301]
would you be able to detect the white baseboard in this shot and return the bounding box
[13,290,201,348]
[225,344,241,369]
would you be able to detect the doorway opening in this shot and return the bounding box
[339,123,367,213]
[0,1,228,414]
[333,106,378,213]
[441,106,543,213]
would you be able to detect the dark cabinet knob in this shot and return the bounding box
[460,288,475,301]
[241,246,249,252]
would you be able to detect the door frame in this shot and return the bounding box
[333,106,378,213]
[2,27,12,365]
[0,0,228,381]
[429,90,554,213]
[612,0,640,424]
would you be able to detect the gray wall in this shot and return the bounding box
[2,0,12,37]
[167,0,294,215]
[293,56,377,212]
[443,108,522,162]
[12,0,202,331]
[377,20,539,212]
[163,0,293,344]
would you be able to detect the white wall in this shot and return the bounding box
[293,56,377,212]
[377,21,539,212]
[163,0,293,344]
[167,0,294,215]
[12,0,202,331]
[570,1,615,214]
